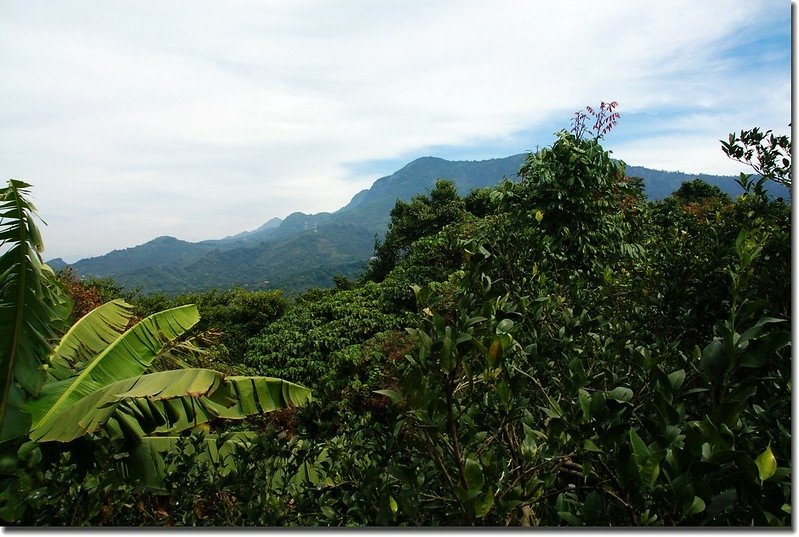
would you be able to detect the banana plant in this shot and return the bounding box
[0,180,71,442]
[0,179,312,490]
[25,302,203,433]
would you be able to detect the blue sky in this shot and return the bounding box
[0,1,791,261]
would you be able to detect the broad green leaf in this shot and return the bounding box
[26,304,200,430]
[48,299,134,381]
[583,490,603,523]
[30,368,310,442]
[711,402,740,428]
[578,389,590,420]
[465,316,487,327]
[458,488,483,504]
[590,391,606,415]
[689,419,718,441]
[706,489,737,516]
[755,445,777,481]
[0,406,31,443]
[521,429,538,461]
[497,380,510,408]
[737,317,784,347]
[440,335,454,372]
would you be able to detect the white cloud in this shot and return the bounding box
[0,0,789,260]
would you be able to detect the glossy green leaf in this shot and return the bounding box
[583,490,603,522]
[688,496,706,515]
[755,445,777,481]
[496,318,513,333]
[641,454,661,487]
[606,387,633,402]
[668,369,686,391]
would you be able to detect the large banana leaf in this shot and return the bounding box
[29,368,312,442]
[48,299,134,381]
[26,304,200,430]
[0,180,70,437]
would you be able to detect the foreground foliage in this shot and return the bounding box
[0,180,311,522]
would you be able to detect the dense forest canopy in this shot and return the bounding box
[0,110,791,526]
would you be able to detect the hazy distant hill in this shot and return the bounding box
[50,153,787,295]
[47,257,68,271]
[71,236,217,277]
[625,165,789,200]
[335,154,527,233]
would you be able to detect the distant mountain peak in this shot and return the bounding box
[405,156,446,165]
[151,235,181,243]
[254,217,283,232]
[46,257,68,271]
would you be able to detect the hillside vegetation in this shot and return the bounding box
[55,150,789,295]
[1,112,791,527]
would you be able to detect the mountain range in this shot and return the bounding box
[48,153,788,295]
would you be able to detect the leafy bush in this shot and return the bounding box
[245,280,416,389]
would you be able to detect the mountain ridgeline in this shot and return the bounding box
[54,153,788,294]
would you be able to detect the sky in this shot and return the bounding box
[0,1,791,262]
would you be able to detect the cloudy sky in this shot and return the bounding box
[0,1,790,262]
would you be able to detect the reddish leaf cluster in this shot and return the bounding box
[571,101,620,141]
[55,267,107,323]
